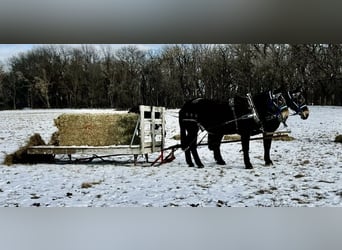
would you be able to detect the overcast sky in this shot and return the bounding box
[0,44,34,64]
[0,44,163,66]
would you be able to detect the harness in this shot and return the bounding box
[182,97,259,133]
[181,91,287,133]
[246,93,261,125]
[227,93,262,131]
[226,94,261,132]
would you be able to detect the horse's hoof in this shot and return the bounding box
[216,160,226,165]
[188,164,195,167]
[245,165,253,169]
[197,165,204,168]
[265,161,273,166]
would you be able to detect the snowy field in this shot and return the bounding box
[0,106,341,207]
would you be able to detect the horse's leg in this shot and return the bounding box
[208,133,226,165]
[190,144,204,168]
[180,121,195,167]
[185,148,194,167]
[183,124,203,168]
[184,131,195,167]
[263,132,273,166]
[241,133,253,169]
[183,123,202,167]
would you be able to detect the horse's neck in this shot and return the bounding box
[252,94,267,112]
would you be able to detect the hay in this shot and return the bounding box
[54,113,139,146]
[4,133,54,165]
[81,180,103,189]
[49,131,60,146]
[223,134,294,141]
[335,134,342,143]
[172,134,181,140]
[223,134,241,141]
[272,134,295,141]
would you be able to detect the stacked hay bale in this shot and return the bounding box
[54,113,139,146]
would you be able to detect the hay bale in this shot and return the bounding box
[54,113,139,146]
[335,134,342,143]
[4,133,54,165]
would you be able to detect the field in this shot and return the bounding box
[0,106,341,207]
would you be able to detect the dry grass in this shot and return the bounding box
[172,134,181,140]
[81,180,103,189]
[54,113,139,146]
[49,131,59,145]
[272,134,295,141]
[4,133,54,165]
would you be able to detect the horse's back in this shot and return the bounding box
[180,98,231,120]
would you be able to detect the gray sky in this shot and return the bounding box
[0,44,163,66]
[0,44,34,64]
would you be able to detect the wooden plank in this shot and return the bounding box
[27,145,163,155]
[151,106,156,152]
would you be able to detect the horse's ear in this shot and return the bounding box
[275,84,286,94]
[294,86,303,93]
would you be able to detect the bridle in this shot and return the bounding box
[287,91,307,116]
[266,91,289,126]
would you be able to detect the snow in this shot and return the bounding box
[0,106,341,207]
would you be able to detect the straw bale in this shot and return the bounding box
[54,113,139,146]
[4,133,54,165]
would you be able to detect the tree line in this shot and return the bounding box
[0,44,341,110]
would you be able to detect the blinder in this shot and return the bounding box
[268,91,289,124]
[288,91,307,114]
[272,92,288,112]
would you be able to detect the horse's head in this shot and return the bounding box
[285,87,309,120]
[267,90,289,124]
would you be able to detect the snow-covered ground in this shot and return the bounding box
[0,106,341,207]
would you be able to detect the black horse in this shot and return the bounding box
[261,87,309,167]
[179,90,289,169]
